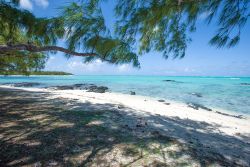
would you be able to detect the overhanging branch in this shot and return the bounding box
[0,44,97,57]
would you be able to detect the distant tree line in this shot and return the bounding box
[0,70,72,76]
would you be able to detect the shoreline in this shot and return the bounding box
[1,85,249,138]
[0,84,247,118]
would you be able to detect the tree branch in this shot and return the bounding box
[0,44,97,57]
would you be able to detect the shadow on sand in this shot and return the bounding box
[0,88,249,167]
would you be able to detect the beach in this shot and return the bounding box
[0,85,250,166]
[1,0,250,166]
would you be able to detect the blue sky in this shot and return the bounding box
[20,0,250,76]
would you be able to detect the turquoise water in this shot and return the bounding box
[0,75,250,115]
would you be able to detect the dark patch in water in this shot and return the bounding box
[190,93,203,98]
[240,83,250,86]
[162,80,183,83]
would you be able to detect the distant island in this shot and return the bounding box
[0,71,73,76]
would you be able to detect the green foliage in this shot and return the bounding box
[62,2,139,67]
[0,51,48,75]
[0,0,65,45]
[208,0,249,48]
[0,1,48,74]
[115,0,250,58]
[0,0,63,74]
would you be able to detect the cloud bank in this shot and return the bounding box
[20,0,49,10]
[20,0,33,10]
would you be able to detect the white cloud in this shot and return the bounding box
[34,0,49,8]
[67,59,105,72]
[117,64,130,72]
[19,0,49,10]
[184,67,196,73]
[20,0,33,10]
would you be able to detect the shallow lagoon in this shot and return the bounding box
[1,75,250,115]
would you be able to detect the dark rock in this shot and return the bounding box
[118,105,125,109]
[6,82,41,87]
[240,83,250,86]
[158,99,165,102]
[190,93,203,98]
[74,84,88,87]
[162,80,183,83]
[48,84,108,93]
[163,80,176,82]
[187,102,212,111]
[130,91,136,95]
[51,85,75,90]
[164,102,171,105]
[72,84,89,89]
[215,111,244,119]
[87,86,108,93]
[48,84,87,90]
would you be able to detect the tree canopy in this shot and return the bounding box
[0,0,249,74]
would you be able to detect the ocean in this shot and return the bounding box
[0,75,250,115]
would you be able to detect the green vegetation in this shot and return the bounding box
[0,0,249,72]
[0,71,73,75]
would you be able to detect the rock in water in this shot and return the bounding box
[240,83,250,86]
[162,80,183,83]
[190,93,203,98]
[51,85,75,90]
[48,84,108,93]
[130,91,136,95]
[158,99,165,102]
[163,80,175,82]
[87,86,108,93]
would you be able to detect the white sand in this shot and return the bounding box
[1,85,249,139]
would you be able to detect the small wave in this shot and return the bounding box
[230,78,240,80]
